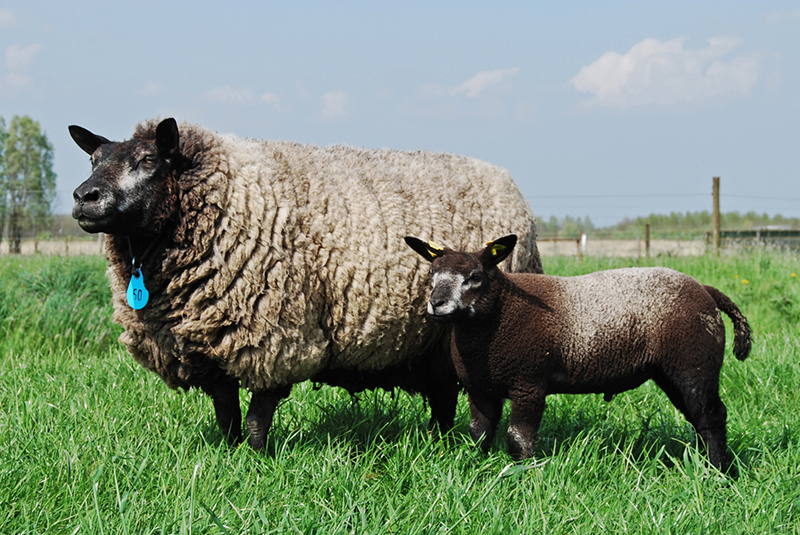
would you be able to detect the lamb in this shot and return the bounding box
[405,234,751,471]
[68,117,543,450]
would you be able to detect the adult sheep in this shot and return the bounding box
[405,234,751,472]
[69,117,543,450]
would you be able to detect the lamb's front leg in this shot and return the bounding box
[467,390,504,453]
[245,385,292,451]
[507,390,546,460]
[201,374,243,445]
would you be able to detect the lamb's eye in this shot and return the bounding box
[465,273,482,285]
[144,155,158,164]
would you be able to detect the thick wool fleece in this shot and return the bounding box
[108,120,542,391]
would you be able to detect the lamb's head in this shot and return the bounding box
[69,118,180,237]
[404,234,517,321]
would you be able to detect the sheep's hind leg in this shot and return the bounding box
[689,392,730,472]
[467,390,503,453]
[201,374,243,445]
[246,386,292,451]
[426,378,460,434]
[655,374,730,472]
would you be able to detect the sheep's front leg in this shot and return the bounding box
[246,386,292,451]
[507,391,546,460]
[201,374,243,445]
[467,390,503,453]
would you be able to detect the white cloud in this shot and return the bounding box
[140,81,166,96]
[0,8,14,26]
[571,37,759,108]
[261,92,279,104]
[205,85,252,102]
[765,9,800,23]
[6,72,30,87]
[322,91,348,118]
[416,83,447,100]
[6,44,41,69]
[450,67,520,97]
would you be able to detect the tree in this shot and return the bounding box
[0,118,6,250]
[0,115,56,253]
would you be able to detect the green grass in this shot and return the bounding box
[1,252,800,533]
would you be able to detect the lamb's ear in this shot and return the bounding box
[481,234,517,266]
[404,236,446,262]
[155,118,179,157]
[69,125,111,156]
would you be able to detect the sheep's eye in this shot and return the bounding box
[143,155,158,164]
[466,272,482,285]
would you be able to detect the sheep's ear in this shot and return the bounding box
[69,125,111,155]
[155,118,179,157]
[404,236,446,262]
[482,234,517,266]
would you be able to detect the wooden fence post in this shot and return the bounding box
[645,223,650,258]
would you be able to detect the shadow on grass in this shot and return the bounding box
[191,385,440,455]
[189,385,764,477]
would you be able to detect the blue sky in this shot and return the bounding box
[2,1,799,227]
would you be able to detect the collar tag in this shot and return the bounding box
[127,268,150,310]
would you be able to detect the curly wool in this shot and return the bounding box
[108,120,542,391]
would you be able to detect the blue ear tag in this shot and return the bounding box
[127,268,150,310]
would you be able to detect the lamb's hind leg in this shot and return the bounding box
[246,385,292,451]
[688,388,730,472]
[655,374,730,472]
[201,374,243,445]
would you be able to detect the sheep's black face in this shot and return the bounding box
[428,254,487,321]
[70,118,179,237]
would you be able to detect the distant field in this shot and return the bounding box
[0,237,103,256]
[539,237,708,257]
[1,237,710,258]
[1,252,799,533]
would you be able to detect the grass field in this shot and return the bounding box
[1,251,799,534]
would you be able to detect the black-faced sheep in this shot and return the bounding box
[68,117,543,450]
[405,234,751,471]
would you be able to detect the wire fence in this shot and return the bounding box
[0,190,798,257]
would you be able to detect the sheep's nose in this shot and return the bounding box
[73,185,101,205]
[430,297,446,310]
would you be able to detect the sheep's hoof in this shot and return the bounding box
[246,419,268,451]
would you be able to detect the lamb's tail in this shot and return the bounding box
[704,284,752,361]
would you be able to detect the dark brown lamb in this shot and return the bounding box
[405,234,751,471]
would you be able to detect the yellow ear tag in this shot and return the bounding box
[491,243,506,257]
[426,241,445,258]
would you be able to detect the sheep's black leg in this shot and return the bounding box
[653,375,696,428]
[688,391,730,472]
[655,374,730,472]
[467,390,503,453]
[426,378,460,434]
[245,386,292,451]
[201,375,243,445]
[507,393,546,460]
